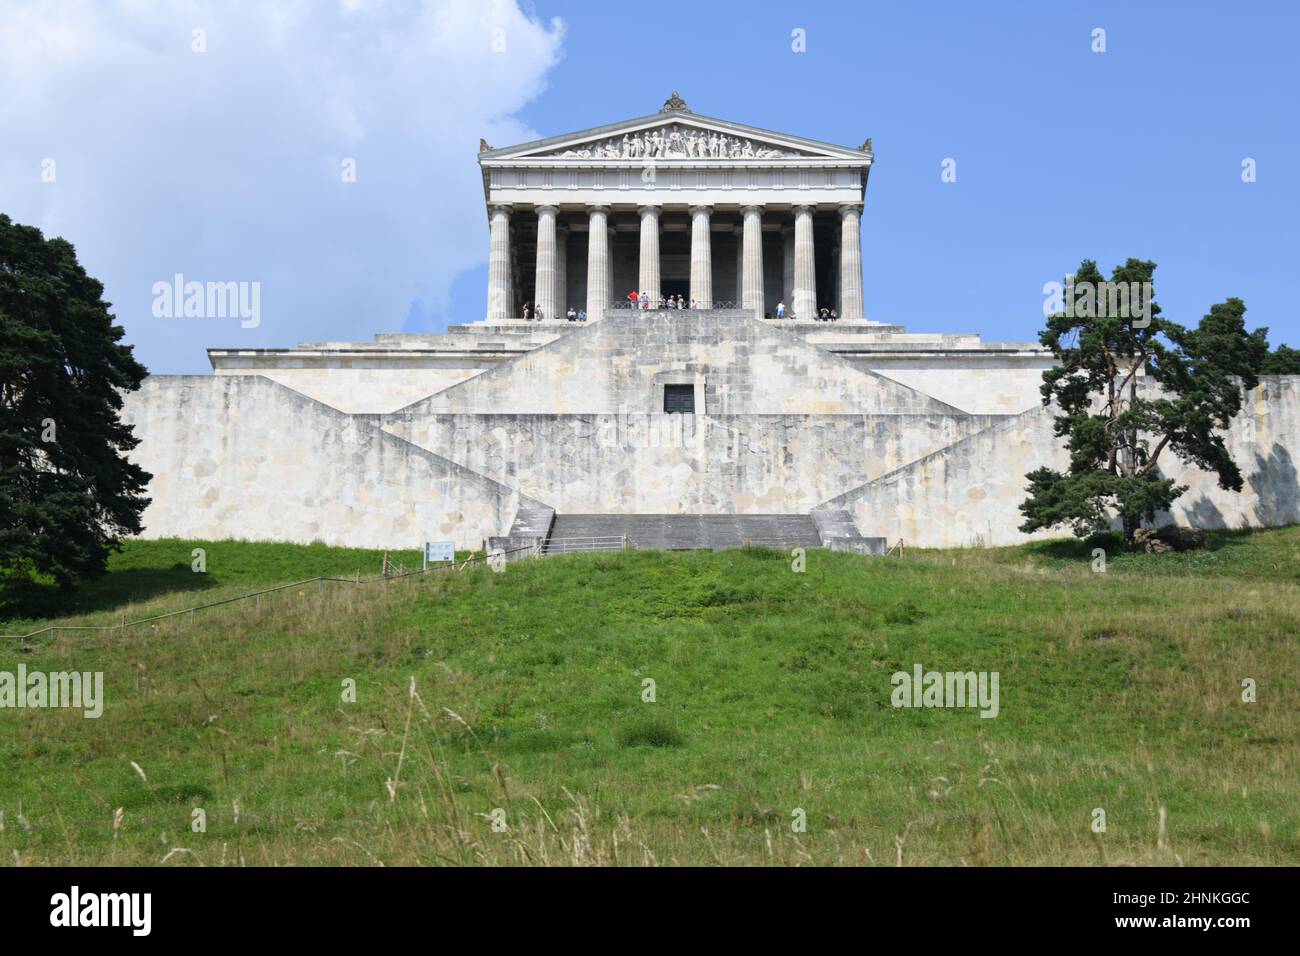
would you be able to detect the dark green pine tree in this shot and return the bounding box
[1020,258,1267,546]
[1261,343,1300,374]
[0,213,152,588]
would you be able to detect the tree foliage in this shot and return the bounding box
[0,213,151,588]
[1020,258,1266,544]
[1261,344,1300,374]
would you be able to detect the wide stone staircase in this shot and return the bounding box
[545,514,824,552]
[488,505,887,558]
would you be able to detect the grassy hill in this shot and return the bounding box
[2,529,1298,866]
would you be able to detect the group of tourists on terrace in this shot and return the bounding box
[517,294,842,321]
[519,302,589,321]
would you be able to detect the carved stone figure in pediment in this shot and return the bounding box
[543,122,807,160]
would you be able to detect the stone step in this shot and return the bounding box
[548,513,821,551]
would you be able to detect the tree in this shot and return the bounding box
[0,213,151,588]
[1261,344,1300,374]
[1019,258,1266,546]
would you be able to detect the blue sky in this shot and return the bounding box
[487,0,1298,348]
[2,0,1296,372]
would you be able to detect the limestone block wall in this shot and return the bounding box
[228,367,484,414]
[1164,376,1300,530]
[822,405,1066,547]
[852,360,1052,416]
[119,318,1296,551]
[412,310,964,417]
[824,376,1300,548]
[120,375,527,550]
[379,410,1004,515]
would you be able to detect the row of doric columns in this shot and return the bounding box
[487,203,865,321]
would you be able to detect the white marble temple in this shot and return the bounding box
[478,95,874,321]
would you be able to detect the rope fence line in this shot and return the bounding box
[2,544,538,646]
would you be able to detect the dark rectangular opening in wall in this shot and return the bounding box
[663,384,695,414]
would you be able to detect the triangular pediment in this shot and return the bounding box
[481,111,872,164]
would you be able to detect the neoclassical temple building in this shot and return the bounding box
[477,91,869,323]
[121,96,1300,554]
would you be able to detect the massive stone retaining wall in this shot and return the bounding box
[822,377,1300,548]
[1167,376,1300,531]
[854,360,1049,416]
[379,410,1003,515]
[121,375,530,550]
[120,336,1298,550]
[411,310,963,416]
[229,367,484,414]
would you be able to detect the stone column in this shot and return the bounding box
[793,204,817,321]
[638,204,661,308]
[486,204,513,321]
[585,204,610,321]
[534,204,558,322]
[781,223,795,311]
[741,205,765,319]
[689,205,713,309]
[555,222,568,316]
[838,203,864,320]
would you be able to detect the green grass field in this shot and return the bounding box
[2,530,1297,866]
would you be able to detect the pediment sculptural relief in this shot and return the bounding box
[543,124,807,160]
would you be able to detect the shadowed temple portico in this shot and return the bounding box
[477,92,869,322]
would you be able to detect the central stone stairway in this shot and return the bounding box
[547,514,823,551]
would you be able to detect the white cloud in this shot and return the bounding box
[0,0,565,371]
